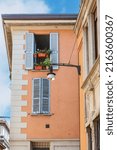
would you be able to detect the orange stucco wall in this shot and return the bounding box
[77,29,87,150]
[21,29,80,139]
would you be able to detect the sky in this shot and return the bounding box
[0,0,80,118]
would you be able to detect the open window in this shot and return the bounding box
[33,34,50,70]
[25,32,59,70]
[35,34,49,50]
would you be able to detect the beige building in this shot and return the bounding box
[75,0,100,150]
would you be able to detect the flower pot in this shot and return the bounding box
[34,65,42,70]
[38,53,47,58]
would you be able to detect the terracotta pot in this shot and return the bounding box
[38,53,47,58]
[34,65,42,70]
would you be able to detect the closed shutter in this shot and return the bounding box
[41,79,50,114]
[32,78,50,114]
[50,33,59,69]
[25,33,34,69]
[32,78,41,113]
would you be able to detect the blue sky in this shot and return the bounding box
[45,0,79,14]
[0,0,80,118]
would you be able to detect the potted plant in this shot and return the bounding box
[37,49,47,58]
[34,63,43,70]
[37,49,52,58]
[43,58,51,68]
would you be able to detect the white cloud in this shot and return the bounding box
[0,0,51,116]
[0,0,50,14]
[0,0,50,56]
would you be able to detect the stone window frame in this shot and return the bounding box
[83,4,98,79]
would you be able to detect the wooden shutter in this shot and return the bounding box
[41,79,50,114]
[32,78,41,113]
[50,33,59,69]
[25,33,34,69]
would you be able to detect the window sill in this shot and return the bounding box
[29,68,59,72]
[31,69,49,72]
[30,112,54,116]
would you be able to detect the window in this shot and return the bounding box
[32,142,50,150]
[87,126,92,150]
[94,117,100,150]
[83,7,98,77]
[35,35,49,50]
[32,78,50,114]
[25,32,58,70]
[94,9,98,60]
[83,24,89,77]
[33,35,50,70]
[85,25,89,73]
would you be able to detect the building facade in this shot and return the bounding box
[0,120,10,150]
[75,0,100,150]
[2,14,80,150]
[2,0,100,149]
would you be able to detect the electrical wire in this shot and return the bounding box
[68,35,78,64]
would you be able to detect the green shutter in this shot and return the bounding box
[25,33,34,69]
[50,33,59,69]
[32,78,41,113]
[41,79,50,114]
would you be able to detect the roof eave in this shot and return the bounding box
[2,14,78,21]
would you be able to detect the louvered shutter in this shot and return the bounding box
[50,33,59,69]
[32,78,41,113]
[25,33,34,69]
[41,79,50,114]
